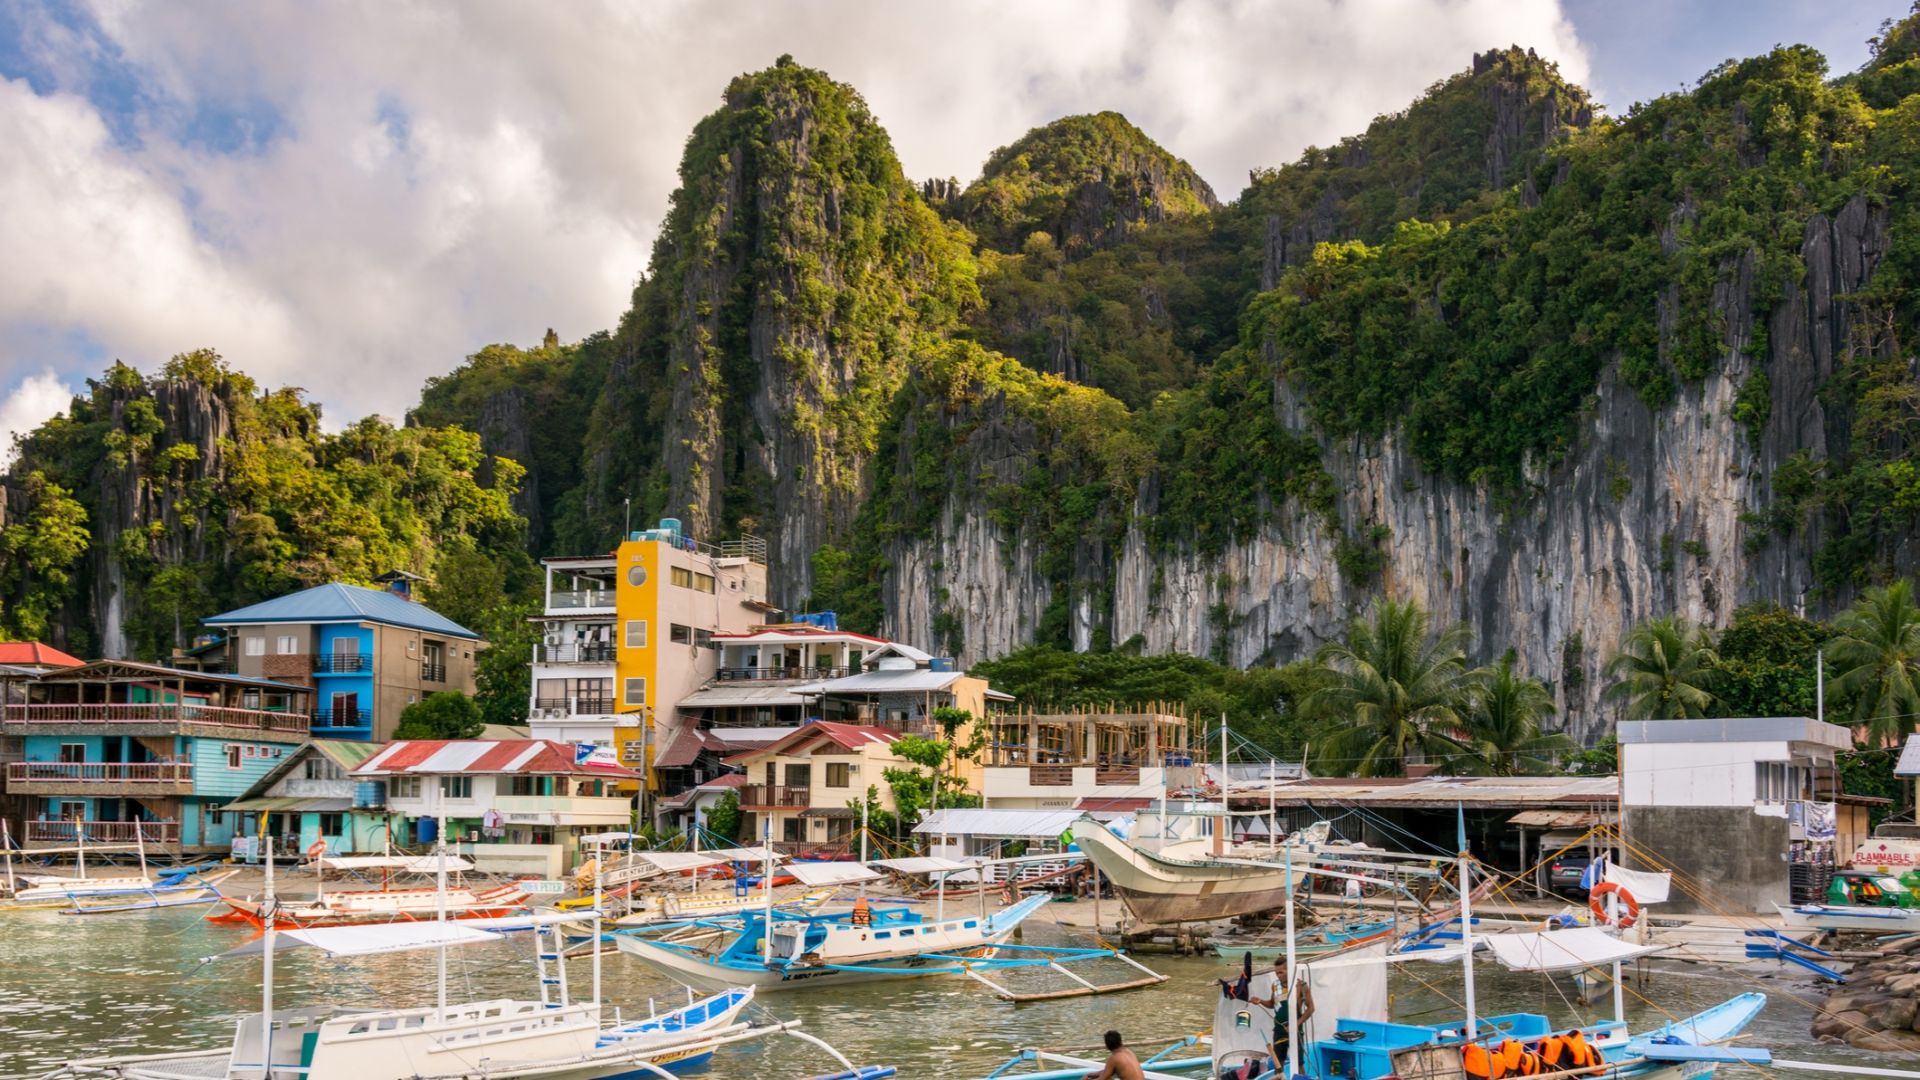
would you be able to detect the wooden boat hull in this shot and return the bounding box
[213,883,527,929]
[615,934,1000,993]
[1774,900,1918,933]
[1072,822,1305,924]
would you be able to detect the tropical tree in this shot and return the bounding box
[1827,579,1920,745]
[1304,598,1477,777]
[393,691,484,740]
[1459,654,1574,775]
[1603,616,1718,720]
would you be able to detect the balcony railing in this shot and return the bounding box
[8,761,193,785]
[312,710,370,732]
[1094,765,1142,786]
[421,662,447,683]
[490,794,633,824]
[548,589,614,610]
[1028,765,1075,787]
[738,784,810,808]
[2,703,309,734]
[716,666,851,681]
[313,653,372,673]
[531,697,615,718]
[537,643,616,664]
[24,819,179,844]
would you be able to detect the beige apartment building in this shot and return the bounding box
[727,720,917,847]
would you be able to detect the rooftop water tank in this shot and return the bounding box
[929,657,955,672]
[658,517,682,544]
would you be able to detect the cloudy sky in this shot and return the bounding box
[0,0,1899,451]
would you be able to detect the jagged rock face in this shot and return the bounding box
[960,111,1220,257]
[474,387,541,540]
[882,193,1890,742]
[650,60,976,607]
[1258,47,1593,289]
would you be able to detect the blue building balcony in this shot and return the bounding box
[313,653,373,674]
[311,710,373,739]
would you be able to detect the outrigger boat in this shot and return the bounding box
[210,854,527,929]
[1208,918,1396,963]
[617,852,1167,999]
[2,821,234,913]
[48,829,891,1080]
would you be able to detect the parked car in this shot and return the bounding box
[1548,854,1594,897]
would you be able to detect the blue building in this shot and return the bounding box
[1,660,313,856]
[205,582,484,742]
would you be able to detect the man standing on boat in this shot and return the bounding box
[1083,1030,1144,1080]
[1251,957,1314,1069]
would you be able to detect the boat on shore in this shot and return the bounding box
[1069,816,1306,924]
[209,854,527,929]
[1774,900,1920,933]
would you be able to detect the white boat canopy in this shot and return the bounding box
[576,831,638,844]
[634,851,726,872]
[216,921,503,959]
[1480,927,1666,973]
[701,846,785,864]
[871,856,974,875]
[317,855,475,872]
[786,862,882,886]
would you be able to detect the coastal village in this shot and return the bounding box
[6,518,1920,1076]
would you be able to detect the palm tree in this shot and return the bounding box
[1459,654,1575,775]
[1827,579,1920,745]
[1603,616,1718,720]
[1305,598,1477,777]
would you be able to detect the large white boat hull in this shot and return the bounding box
[1774,901,1919,933]
[1072,821,1305,924]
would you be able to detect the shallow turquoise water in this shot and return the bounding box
[0,906,1887,1078]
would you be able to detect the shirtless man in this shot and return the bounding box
[1084,1029,1144,1080]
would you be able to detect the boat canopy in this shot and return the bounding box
[317,855,475,872]
[872,856,973,875]
[1480,927,1665,972]
[786,862,882,886]
[217,921,503,959]
[576,831,638,844]
[635,851,727,872]
[702,846,785,864]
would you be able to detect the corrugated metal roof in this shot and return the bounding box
[914,808,1082,839]
[1618,716,1852,750]
[653,728,710,768]
[355,739,638,778]
[679,684,823,707]
[206,582,481,640]
[1898,734,1920,777]
[223,796,353,812]
[313,740,383,770]
[1225,775,1618,809]
[812,670,963,694]
[0,642,82,667]
[1507,809,1612,828]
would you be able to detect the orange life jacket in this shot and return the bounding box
[1561,1030,1600,1072]
[1461,1042,1503,1079]
[1500,1039,1542,1075]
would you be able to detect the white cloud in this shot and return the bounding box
[0,368,78,467]
[0,1,1589,422]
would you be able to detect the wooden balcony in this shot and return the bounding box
[1028,765,1075,787]
[23,819,180,845]
[1,703,309,738]
[7,761,194,795]
[738,784,810,809]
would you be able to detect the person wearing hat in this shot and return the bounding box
[1250,956,1314,1070]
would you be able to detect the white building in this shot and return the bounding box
[353,738,639,878]
[1619,716,1874,913]
[528,556,620,744]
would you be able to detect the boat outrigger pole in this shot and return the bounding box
[260,834,275,1080]
[1458,801,1477,1042]
[1284,841,1299,1078]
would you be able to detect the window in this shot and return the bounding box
[625,620,648,648]
[318,812,345,836]
[275,635,299,655]
[693,572,715,594]
[440,776,473,800]
[670,624,692,645]
[825,762,850,788]
[388,777,420,799]
[226,745,242,769]
[693,629,713,649]
[671,567,692,589]
[208,810,224,827]
[1755,762,1791,803]
[624,678,647,707]
[848,649,862,669]
[58,743,85,764]
[244,636,266,657]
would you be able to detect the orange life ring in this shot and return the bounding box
[1589,882,1639,928]
[305,840,328,863]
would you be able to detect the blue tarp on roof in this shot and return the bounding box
[206,583,481,640]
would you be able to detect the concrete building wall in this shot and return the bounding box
[1621,740,1795,807]
[1625,805,1789,914]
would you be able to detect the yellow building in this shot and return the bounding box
[610,523,769,789]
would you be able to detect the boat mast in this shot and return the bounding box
[1268,757,1277,857]
[591,834,604,1007]
[435,809,449,1015]
[2,819,13,895]
[1283,841,1299,1078]
[761,818,774,965]
[260,835,275,1080]
[1458,803,1477,1042]
[858,796,869,901]
[134,820,147,881]
[1216,713,1228,857]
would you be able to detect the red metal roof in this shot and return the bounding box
[724,720,901,763]
[654,727,715,769]
[0,642,83,668]
[354,739,640,778]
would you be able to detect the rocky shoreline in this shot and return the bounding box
[1811,934,1920,1052]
